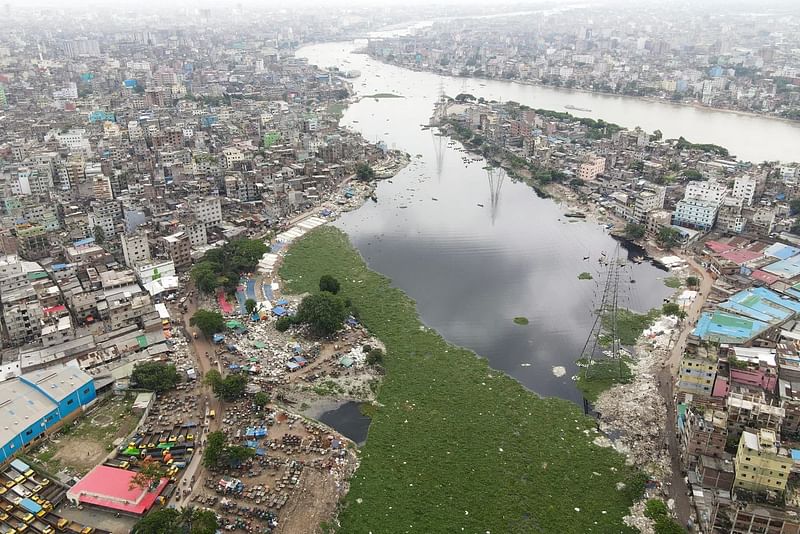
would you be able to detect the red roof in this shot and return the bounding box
[66,465,168,515]
[751,270,780,285]
[720,248,763,265]
[43,304,66,315]
[706,240,734,253]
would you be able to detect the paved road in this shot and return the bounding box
[656,256,714,529]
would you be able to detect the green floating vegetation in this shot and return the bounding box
[363,93,404,99]
[513,316,529,325]
[280,227,645,534]
[603,308,661,346]
[578,272,593,280]
[575,358,633,403]
[663,276,682,289]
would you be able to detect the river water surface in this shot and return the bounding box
[297,40,797,404]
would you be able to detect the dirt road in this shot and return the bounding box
[656,256,713,529]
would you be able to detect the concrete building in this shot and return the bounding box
[121,231,151,268]
[189,196,222,228]
[577,156,605,181]
[678,346,719,395]
[732,175,757,206]
[0,367,96,461]
[161,232,192,269]
[673,199,720,230]
[733,429,792,494]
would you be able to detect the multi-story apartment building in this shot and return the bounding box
[120,231,151,268]
[577,156,606,182]
[732,175,758,206]
[161,232,192,269]
[189,196,222,229]
[733,429,792,494]
[678,345,719,395]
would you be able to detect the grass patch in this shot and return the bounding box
[359,403,379,418]
[280,227,645,534]
[363,93,404,99]
[663,276,682,289]
[313,380,345,397]
[513,316,529,325]
[603,308,661,346]
[575,358,633,403]
[578,272,593,280]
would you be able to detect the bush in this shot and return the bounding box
[296,292,347,336]
[644,498,669,519]
[366,349,384,366]
[275,316,294,332]
[319,274,341,294]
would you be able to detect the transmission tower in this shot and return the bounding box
[579,244,625,380]
[486,166,506,224]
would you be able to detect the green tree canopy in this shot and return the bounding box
[203,431,226,468]
[319,274,341,294]
[662,302,687,319]
[355,162,375,181]
[275,315,294,332]
[190,309,224,337]
[686,275,700,287]
[190,239,269,294]
[657,227,683,249]
[132,508,181,534]
[245,298,257,314]
[205,369,247,401]
[131,361,179,392]
[129,457,167,491]
[296,292,348,336]
[624,223,646,239]
[682,169,703,181]
[253,391,269,409]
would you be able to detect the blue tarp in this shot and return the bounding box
[245,427,267,437]
[255,448,267,456]
[229,364,240,370]
[245,440,259,449]
[10,459,29,473]
[276,299,289,306]
[246,279,257,301]
[251,313,260,322]
[272,306,286,316]
[792,449,800,461]
[263,283,274,301]
[212,334,225,343]
[286,361,300,371]
[292,356,307,365]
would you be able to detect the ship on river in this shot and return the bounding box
[565,104,592,113]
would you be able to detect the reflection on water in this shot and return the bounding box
[298,42,691,404]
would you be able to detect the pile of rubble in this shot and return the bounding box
[594,320,677,476]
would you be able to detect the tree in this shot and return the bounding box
[355,162,375,181]
[275,316,294,332]
[624,223,646,240]
[296,292,348,336]
[662,302,687,319]
[190,309,224,337]
[454,93,476,102]
[656,227,682,249]
[682,168,703,181]
[93,225,105,244]
[223,445,254,466]
[253,392,269,409]
[203,431,226,468]
[132,508,181,534]
[191,261,220,294]
[629,160,645,172]
[129,457,167,491]
[187,509,218,534]
[319,274,341,294]
[366,348,384,366]
[644,499,669,519]
[651,129,663,141]
[245,298,257,314]
[206,370,247,401]
[131,361,179,392]
[686,276,700,287]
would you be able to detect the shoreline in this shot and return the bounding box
[365,52,800,130]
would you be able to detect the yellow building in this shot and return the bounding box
[734,429,793,493]
[678,345,719,396]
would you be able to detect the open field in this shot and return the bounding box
[28,394,139,477]
[280,227,645,534]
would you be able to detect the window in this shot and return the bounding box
[67,399,74,405]
[25,430,31,436]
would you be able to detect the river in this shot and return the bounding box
[295,40,793,404]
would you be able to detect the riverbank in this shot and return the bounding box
[280,226,648,533]
[365,51,800,131]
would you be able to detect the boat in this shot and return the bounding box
[431,197,438,201]
[564,212,586,219]
[565,104,592,113]
[477,203,484,207]
[633,256,645,264]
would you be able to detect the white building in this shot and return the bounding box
[221,147,244,169]
[135,260,176,286]
[189,196,222,228]
[732,175,757,206]
[673,199,720,230]
[120,232,151,268]
[685,179,728,203]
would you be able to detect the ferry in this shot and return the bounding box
[565,104,592,113]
